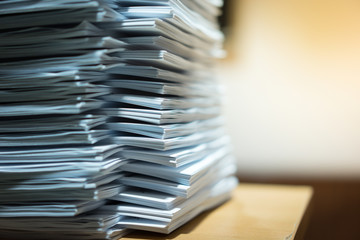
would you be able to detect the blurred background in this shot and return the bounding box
[218,0,360,239]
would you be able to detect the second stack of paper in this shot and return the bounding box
[103,0,238,234]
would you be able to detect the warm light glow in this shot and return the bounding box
[219,0,360,178]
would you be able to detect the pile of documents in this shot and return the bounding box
[0,0,237,239]
[0,1,129,239]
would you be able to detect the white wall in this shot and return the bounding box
[218,0,360,178]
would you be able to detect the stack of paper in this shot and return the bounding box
[0,1,129,239]
[0,0,237,238]
[100,0,238,234]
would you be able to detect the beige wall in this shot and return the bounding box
[218,0,360,178]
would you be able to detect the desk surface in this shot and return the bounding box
[123,183,313,240]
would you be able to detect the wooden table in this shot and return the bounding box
[123,184,313,240]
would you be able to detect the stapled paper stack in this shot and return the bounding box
[102,0,238,234]
[0,1,129,239]
[0,0,237,239]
